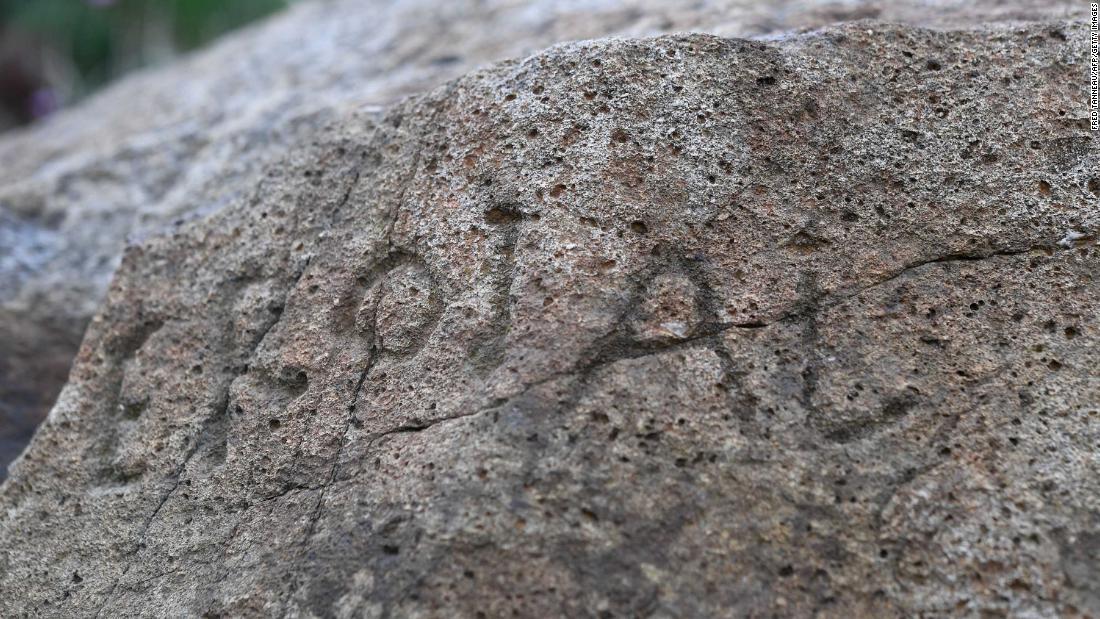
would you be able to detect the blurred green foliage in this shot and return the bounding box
[1,0,287,98]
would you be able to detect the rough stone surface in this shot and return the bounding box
[1,13,1098,615]
[0,0,1084,478]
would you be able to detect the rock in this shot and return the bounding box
[0,0,1083,478]
[1,14,1098,615]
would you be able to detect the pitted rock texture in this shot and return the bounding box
[1,20,1099,618]
[0,0,1083,478]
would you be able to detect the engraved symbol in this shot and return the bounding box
[353,252,444,359]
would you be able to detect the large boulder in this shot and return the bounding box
[1,13,1097,616]
[0,0,1082,478]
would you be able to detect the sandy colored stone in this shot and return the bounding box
[0,0,1084,477]
[0,15,1097,616]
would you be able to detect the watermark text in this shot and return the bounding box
[1091,3,1099,130]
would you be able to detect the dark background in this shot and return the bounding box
[0,0,287,131]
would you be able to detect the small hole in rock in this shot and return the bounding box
[484,205,522,225]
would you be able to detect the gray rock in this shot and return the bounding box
[1,14,1098,616]
[0,0,1083,477]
